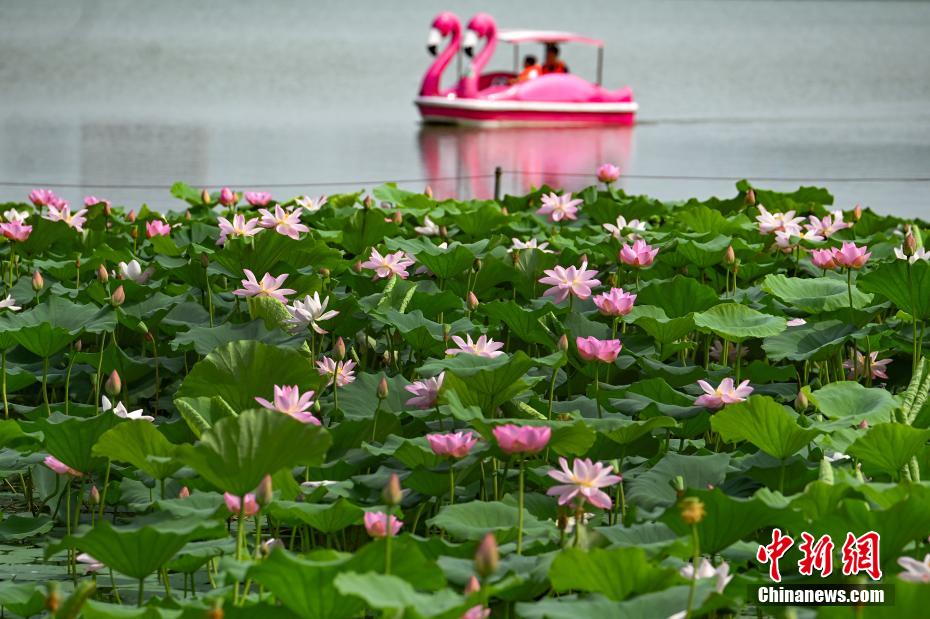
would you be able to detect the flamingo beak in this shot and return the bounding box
[427,44,438,56]
[427,28,441,56]
[463,30,478,58]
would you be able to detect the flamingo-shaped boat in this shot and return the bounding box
[416,12,638,127]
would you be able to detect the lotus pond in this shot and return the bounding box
[1,180,930,618]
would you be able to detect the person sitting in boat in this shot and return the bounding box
[512,55,542,83]
[541,43,569,74]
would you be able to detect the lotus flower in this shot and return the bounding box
[894,246,930,263]
[44,455,82,477]
[461,606,491,619]
[44,203,88,231]
[596,163,621,184]
[84,196,109,208]
[218,187,238,206]
[546,457,622,509]
[786,318,807,327]
[259,205,309,240]
[446,334,505,358]
[755,204,804,235]
[576,336,622,363]
[694,378,753,410]
[224,492,259,517]
[285,292,339,334]
[29,188,58,207]
[844,350,891,380]
[509,238,552,253]
[101,395,154,422]
[3,209,29,223]
[364,512,403,538]
[255,385,320,425]
[426,431,478,458]
[603,216,647,240]
[405,373,444,409]
[811,248,838,270]
[493,424,551,455]
[0,221,33,242]
[0,295,20,312]
[831,242,871,269]
[536,192,581,223]
[295,195,327,213]
[232,269,296,304]
[680,558,733,594]
[360,248,415,280]
[897,555,930,583]
[316,357,356,386]
[145,219,171,238]
[216,213,262,245]
[117,259,155,284]
[806,211,850,238]
[593,287,636,316]
[76,553,105,574]
[774,227,823,251]
[619,239,659,268]
[414,216,441,236]
[538,261,601,303]
[245,191,272,207]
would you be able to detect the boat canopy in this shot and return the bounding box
[497,29,604,48]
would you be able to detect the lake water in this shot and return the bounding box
[1,0,929,215]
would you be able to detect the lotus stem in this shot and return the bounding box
[98,460,111,520]
[449,464,456,506]
[2,349,8,419]
[95,333,107,413]
[137,577,144,607]
[594,364,602,419]
[384,507,393,575]
[735,342,742,383]
[517,459,525,554]
[684,524,701,619]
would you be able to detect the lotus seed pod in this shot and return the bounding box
[819,457,834,485]
[377,376,389,400]
[467,291,479,311]
[105,369,121,396]
[474,533,499,578]
[110,284,125,307]
[382,473,402,506]
[678,496,706,525]
[97,264,109,283]
[334,336,346,361]
[256,474,273,506]
[32,270,44,291]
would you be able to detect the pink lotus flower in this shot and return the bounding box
[536,192,581,223]
[284,292,339,335]
[509,238,552,253]
[245,191,272,207]
[897,555,930,583]
[219,187,238,206]
[576,336,622,363]
[593,287,636,316]
[832,242,871,269]
[774,227,823,251]
[806,211,850,238]
[538,260,601,303]
[364,511,403,538]
[224,492,259,517]
[755,205,804,235]
[295,195,328,213]
[844,350,892,380]
[232,269,295,304]
[446,334,505,358]
[462,606,491,619]
[360,248,415,280]
[44,203,88,231]
[145,219,171,238]
[493,424,551,455]
[259,205,309,240]
[29,188,58,207]
[596,163,621,184]
[76,553,105,574]
[0,221,32,242]
[216,213,262,245]
[694,378,753,410]
[619,239,659,268]
[255,385,320,425]
[84,196,109,208]
[547,457,622,509]
[44,455,82,477]
[603,215,647,240]
[426,431,478,458]
[786,318,807,327]
[811,248,838,270]
[405,373,444,409]
[316,357,357,387]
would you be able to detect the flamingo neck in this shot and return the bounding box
[459,26,497,98]
[419,24,461,97]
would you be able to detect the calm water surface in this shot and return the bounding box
[1,0,928,214]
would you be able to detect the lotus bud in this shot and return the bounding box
[706,483,715,490]
[380,201,392,210]
[207,599,224,619]
[557,412,572,422]
[905,230,918,257]
[90,485,100,505]
[443,323,451,343]
[334,336,346,361]
[819,457,834,485]
[858,419,869,430]
[32,270,44,291]
[392,211,403,224]
[257,474,273,506]
[110,284,125,307]
[382,473,402,506]
[103,203,113,217]
[179,486,190,498]
[201,188,212,205]
[794,390,809,412]
[363,195,374,209]
[97,264,109,283]
[261,538,284,555]
[127,210,137,222]
[74,340,82,352]
[382,350,392,365]
[131,227,138,240]
[44,582,60,613]
[467,291,479,311]
[473,258,482,272]
[185,210,191,221]
[474,533,499,578]
[745,188,756,206]
[853,203,862,221]
[377,376,389,400]
[424,185,433,198]
[464,575,481,595]
[606,272,618,287]
[76,257,81,269]
[854,462,865,482]
[678,496,706,525]
[511,249,521,265]
[725,245,736,265]
[501,207,509,216]
[319,267,330,279]
[353,260,363,273]
[200,253,210,270]
[558,334,569,351]
[105,370,121,396]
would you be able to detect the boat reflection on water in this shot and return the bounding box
[417,124,634,200]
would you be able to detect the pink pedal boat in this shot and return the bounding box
[415,12,638,127]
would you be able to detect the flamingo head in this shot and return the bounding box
[427,12,460,56]
[463,12,496,57]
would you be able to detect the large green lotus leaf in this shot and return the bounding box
[386,238,488,280]
[517,585,712,619]
[548,547,680,601]
[265,499,364,534]
[171,319,303,355]
[762,273,873,313]
[806,381,898,427]
[591,416,677,446]
[0,514,53,542]
[676,204,746,235]
[595,522,682,551]
[341,208,400,255]
[428,500,553,543]
[846,423,930,477]
[636,276,719,318]
[676,235,732,268]
[174,408,331,496]
[344,536,447,591]
[626,305,695,346]
[212,229,303,277]
[38,412,121,474]
[436,351,536,417]
[762,319,858,362]
[63,519,224,580]
[338,372,410,421]
[711,395,820,460]
[92,420,181,480]
[0,297,116,357]
[333,572,463,617]
[165,538,237,575]
[73,341,153,385]
[481,300,556,347]
[372,309,447,353]
[175,340,321,413]
[859,259,930,320]
[0,419,39,450]
[247,549,365,619]
[451,200,507,236]
[0,581,45,617]
[174,396,237,438]
[626,452,730,512]
[693,303,786,342]
[153,492,225,520]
